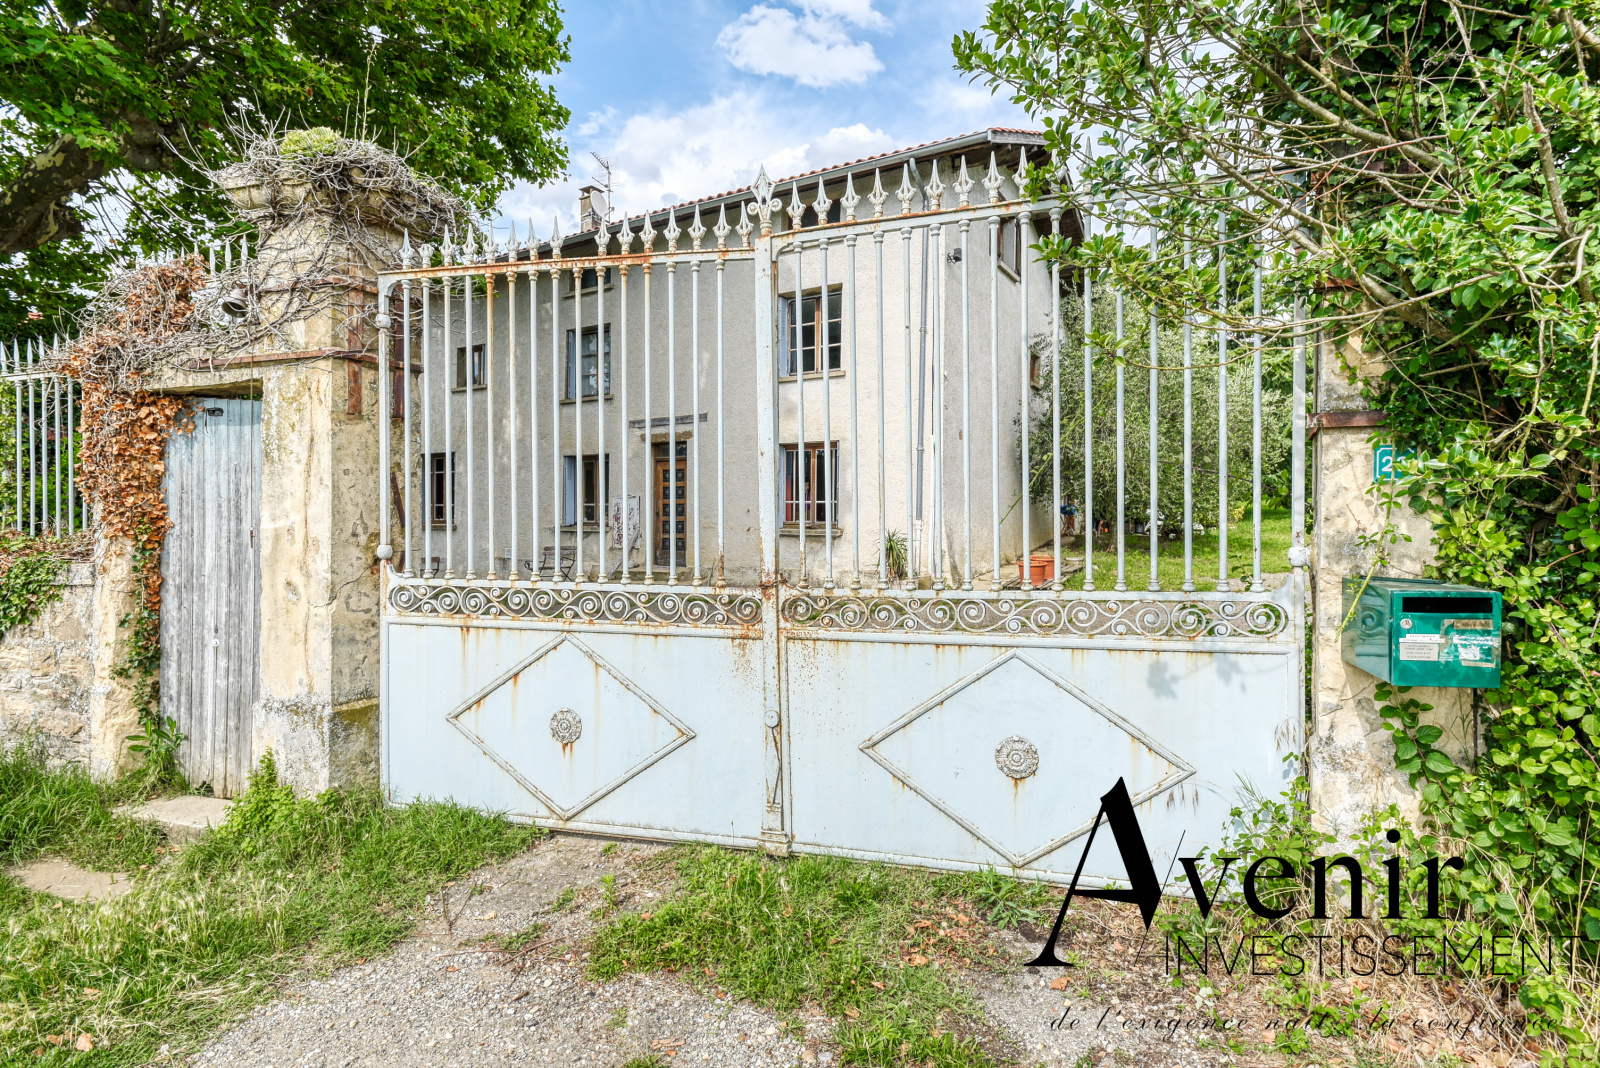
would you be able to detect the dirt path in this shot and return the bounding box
[182,835,832,1068]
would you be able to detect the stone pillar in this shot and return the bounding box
[1307,333,1475,836]
[142,183,398,796]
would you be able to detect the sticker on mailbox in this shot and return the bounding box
[1443,618,1499,667]
[1398,635,1443,661]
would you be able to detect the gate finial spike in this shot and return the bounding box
[550,213,564,256]
[786,180,805,230]
[713,203,731,250]
[527,217,539,253]
[736,202,754,247]
[639,211,656,249]
[868,169,887,218]
[813,179,833,223]
[617,214,634,253]
[955,156,974,207]
[400,228,415,267]
[596,222,612,255]
[926,158,947,207]
[841,171,860,222]
[663,209,681,253]
[1017,146,1031,198]
[984,150,1005,204]
[442,228,455,265]
[688,204,706,252]
[896,162,916,215]
[751,166,776,237]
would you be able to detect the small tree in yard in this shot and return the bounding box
[956,0,1599,1053]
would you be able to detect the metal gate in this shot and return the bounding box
[379,150,1306,883]
[160,398,263,797]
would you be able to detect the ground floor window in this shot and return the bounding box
[782,441,838,525]
[428,452,454,525]
[563,453,610,525]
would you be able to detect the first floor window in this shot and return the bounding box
[454,343,485,390]
[782,442,838,524]
[779,288,842,376]
[429,452,455,525]
[998,217,1023,275]
[565,325,612,398]
[563,453,611,525]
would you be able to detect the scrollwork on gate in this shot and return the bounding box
[389,582,763,629]
[779,592,1290,639]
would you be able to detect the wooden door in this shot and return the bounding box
[159,398,262,797]
[654,444,688,567]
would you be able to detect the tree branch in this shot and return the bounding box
[0,136,106,257]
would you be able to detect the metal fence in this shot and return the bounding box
[2,337,83,537]
[375,152,1307,601]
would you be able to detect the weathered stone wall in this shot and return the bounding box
[1308,333,1476,838]
[0,561,96,766]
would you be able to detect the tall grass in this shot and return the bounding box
[0,749,541,1065]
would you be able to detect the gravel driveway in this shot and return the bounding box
[180,834,835,1068]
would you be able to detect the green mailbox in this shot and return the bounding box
[1342,577,1502,688]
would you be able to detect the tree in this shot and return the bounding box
[955,0,1600,1048]
[1,0,570,327]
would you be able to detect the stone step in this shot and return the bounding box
[119,795,233,843]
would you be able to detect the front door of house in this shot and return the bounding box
[653,442,687,568]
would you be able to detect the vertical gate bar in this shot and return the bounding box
[550,265,563,583]
[689,246,700,585]
[378,281,393,566]
[753,200,785,854]
[622,259,632,581]
[1082,213,1095,591]
[1216,216,1229,592]
[528,268,539,583]
[847,229,860,589]
[444,278,455,577]
[1182,240,1194,592]
[1050,206,1062,591]
[12,341,20,533]
[599,245,610,584]
[666,250,677,586]
[643,256,654,584]
[795,240,807,582]
[1292,293,1307,667]
[716,248,726,584]
[930,221,943,591]
[821,232,833,590]
[902,223,914,585]
[1148,229,1160,592]
[53,372,62,534]
[1019,208,1032,590]
[66,370,76,534]
[423,279,435,577]
[29,342,37,535]
[1114,237,1126,593]
[988,210,1000,591]
[1251,257,1265,592]
[575,263,587,584]
[402,281,414,576]
[465,273,476,578]
[507,271,519,580]
[961,215,973,590]
[875,227,887,591]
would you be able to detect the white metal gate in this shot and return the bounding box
[378,146,1306,883]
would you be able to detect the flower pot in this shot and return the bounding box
[1018,554,1055,586]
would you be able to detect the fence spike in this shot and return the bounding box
[752,166,775,237]
[639,211,656,249]
[868,169,887,218]
[955,157,974,208]
[787,180,805,231]
[813,178,833,223]
[713,203,730,251]
[841,171,860,222]
[663,209,681,253]
[689,204,705,252]
[896,162,916,215]
[927,158,947,208]
[736,202,754,247]
[984,151,1004,204]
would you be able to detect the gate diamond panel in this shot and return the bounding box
[447,634,695,820]
[861,651,1194,867]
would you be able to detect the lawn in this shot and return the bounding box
[0,749,540,1066]
[1036,505,1296,593]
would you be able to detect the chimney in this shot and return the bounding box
[578,184,608,232]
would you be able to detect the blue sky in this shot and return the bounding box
[494,0,1033,234]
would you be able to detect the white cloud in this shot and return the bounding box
[799,0,889,29]
[495,94,898,237]
[717,4,884,88]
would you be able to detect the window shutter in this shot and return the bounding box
[563,456,578,525]
[779,297,793,376]
[565,331,577,400]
